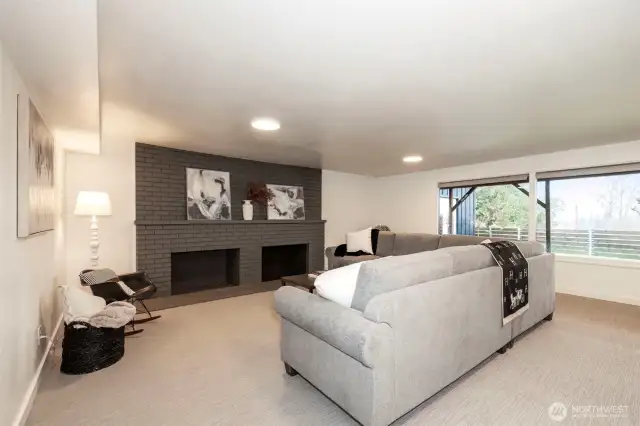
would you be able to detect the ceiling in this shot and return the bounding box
[3,1,640,175]
[0,0,100,137]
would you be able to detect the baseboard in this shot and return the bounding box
[12,314,63,426]
[556,289,640,307]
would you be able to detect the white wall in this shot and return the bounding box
[374,172,434,234]
[322,170,378,247]
[65,129,136,280]
[375,140,640,306]
[0,42,63,426]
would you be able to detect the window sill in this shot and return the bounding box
[555,254,640,270]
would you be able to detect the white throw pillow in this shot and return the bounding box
[314,262,362,308]
[61,285,107,322]
[346,227,373,254]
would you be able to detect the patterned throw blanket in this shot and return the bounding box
[481,241,529,325]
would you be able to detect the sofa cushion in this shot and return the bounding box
[351,250,454,311]
[513,241,545,257]
[437,240,546,274]
[436,245,496,275]
[437,234,493,249]
[392,233,441,255]
[375,231,396,257]
[333,254,380,269]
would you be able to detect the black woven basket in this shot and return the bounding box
[61,321,125,375]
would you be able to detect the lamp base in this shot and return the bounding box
[90,215,100,267]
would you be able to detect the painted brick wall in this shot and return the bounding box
[135,143,321,221]
[137,222,325,297]
[134,143,325,296]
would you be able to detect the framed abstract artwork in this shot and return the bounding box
[186,168,232,220]
[17,95,55,237]
[266,184,305,220]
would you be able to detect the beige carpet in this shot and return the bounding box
[143,280,282,311]
[28,293,640,426]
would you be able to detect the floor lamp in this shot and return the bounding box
[74,191,112,267]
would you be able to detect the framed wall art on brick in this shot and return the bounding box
[266,184,305,220]
[186,168,231,220]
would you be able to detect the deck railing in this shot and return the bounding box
[474,227,640,260]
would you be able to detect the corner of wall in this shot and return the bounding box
[369,170,437,234]
[63,136,136,283]
[321,170,381,247]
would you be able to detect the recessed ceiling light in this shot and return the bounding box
[403,155,423,163]
[251,118,280,131]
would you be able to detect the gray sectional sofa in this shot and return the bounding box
[275,233,555,426]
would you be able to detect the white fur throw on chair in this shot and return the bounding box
[60,286,136,328]
[88,302,137,328]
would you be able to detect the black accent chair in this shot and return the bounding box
[80,270,161,336]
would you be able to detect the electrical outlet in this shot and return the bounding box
[34,324,48,368]
[37,325,48,346]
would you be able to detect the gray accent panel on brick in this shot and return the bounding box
[135,143,325,297]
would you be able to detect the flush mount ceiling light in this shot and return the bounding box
[403,155,423,163]
[251,118,280,131]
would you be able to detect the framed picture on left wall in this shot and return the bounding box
[16,94,55,237]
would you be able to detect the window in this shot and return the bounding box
[438,175,530,241]
[474,183,530,241]
[538,170,640,260]
[438,165,640,261]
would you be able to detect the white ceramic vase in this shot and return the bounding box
[242,200,254,220]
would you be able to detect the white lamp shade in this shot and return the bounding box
[74,191,112,216]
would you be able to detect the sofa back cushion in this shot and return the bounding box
[351,250,454,311]
[513,240,545,257]
[440,240,546,273]
[434,245,495,275]
[376,231,396,257]
[438,234,494,249]
[392,233,441,255]
[352,239,547,311]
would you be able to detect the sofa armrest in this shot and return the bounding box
[274,286,391,368]
[325,246,339,269]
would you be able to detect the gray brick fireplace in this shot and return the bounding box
[135,143,325,298]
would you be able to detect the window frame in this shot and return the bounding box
[538,169,640,261]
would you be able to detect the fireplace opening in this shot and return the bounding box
[171,249,240,295]
[262,244,308,281]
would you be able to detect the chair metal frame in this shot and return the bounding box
[80,270,161,336]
